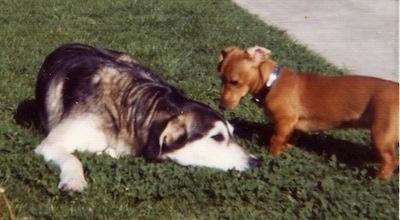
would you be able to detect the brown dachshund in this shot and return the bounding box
[217,46,399,179]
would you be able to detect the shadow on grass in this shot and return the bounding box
[14,99,43,132]
[230,118,380,168]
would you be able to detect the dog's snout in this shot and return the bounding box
[218,102,227,110]
[248,157,261,168]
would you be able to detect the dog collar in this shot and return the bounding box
[252,66,281,105]
[266,66,281,87]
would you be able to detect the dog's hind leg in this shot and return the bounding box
[371,115,399,179]
[35,114,108,192]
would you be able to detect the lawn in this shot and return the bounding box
[0,0,398,219]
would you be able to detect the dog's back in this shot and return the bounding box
[35,43,168,132]
[274,71,399,130]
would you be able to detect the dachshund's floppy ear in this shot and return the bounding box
[219,46,237,62]
[245,46,271,64]
[218,46,238,73]
[144,115,188,160]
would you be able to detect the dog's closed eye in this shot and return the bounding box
[229,80,239,86]
[211,133,224,142]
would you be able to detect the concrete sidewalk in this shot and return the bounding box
[234,0,399,82]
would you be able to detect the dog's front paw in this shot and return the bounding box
[58,173,88,192]
[268,145,284,155]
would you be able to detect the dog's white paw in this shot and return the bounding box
[58,172,88,192]
[97,148,119,158]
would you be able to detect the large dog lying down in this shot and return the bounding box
[35,43,260,192]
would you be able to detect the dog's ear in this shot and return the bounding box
[218,47,237,72]
[159,115,188,150]
[245,46,271,64]
[219,47,237,62]
[226,120,235,136]
[144,115,188,160]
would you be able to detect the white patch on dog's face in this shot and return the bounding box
[163,121,257,171]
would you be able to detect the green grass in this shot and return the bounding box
[0,0,398,219]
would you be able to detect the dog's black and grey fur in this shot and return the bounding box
[35,43,259,192]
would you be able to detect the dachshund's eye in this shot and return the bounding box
[229,80,239,86]
[211,133,224,142]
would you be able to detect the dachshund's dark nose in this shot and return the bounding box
[218,103,226,110]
